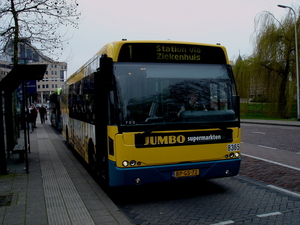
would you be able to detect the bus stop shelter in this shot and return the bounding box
[0,64,47,175]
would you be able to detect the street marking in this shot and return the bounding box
[267,185,300,198]
[258,145,277,149]
[242,154,300,171]
[257,211,282,217]
[210,220,235,225]
[253,132,266,134]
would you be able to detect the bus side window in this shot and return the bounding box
[69,84,74,118]
[108,91,116,125]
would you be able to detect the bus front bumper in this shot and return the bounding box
[108,159,241,187]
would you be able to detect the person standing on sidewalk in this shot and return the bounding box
[39,105,47,124]
[33,105,38,128]
[28,104,36,133]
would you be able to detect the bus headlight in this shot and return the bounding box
[225,152,240,159]
[130,160,136,166]
[122,161,129,167]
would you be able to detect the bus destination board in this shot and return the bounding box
[118,43,227,64]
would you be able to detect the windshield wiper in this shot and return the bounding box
[138,117,179,136]
[145,116,164,123]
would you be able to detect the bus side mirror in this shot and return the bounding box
[99,54,114,91]
[232,95,240,118]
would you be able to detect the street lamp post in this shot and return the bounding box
[278,4,300,121]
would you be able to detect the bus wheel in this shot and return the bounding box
[88,139,96,171]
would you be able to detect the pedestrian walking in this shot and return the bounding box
[39,105,47,124]
[32,105,38,128]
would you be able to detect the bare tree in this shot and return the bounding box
[0,0,81,65]
[0,0,80,170]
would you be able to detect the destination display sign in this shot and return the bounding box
[118,43,227,64]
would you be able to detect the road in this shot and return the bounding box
[241,123,300,153]
[108,123,300,225]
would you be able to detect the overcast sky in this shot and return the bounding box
[61,0,300,76]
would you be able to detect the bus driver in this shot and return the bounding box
[177,92,207,116]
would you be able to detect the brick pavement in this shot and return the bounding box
[240,156,300,194]
[115,176,300,224]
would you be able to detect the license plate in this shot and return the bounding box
[172,169,200,178]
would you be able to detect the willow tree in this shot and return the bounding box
[233,56,253,100]
[251,10,298,118]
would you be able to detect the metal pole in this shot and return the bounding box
[0,91,8,175]
[278,5,300,120]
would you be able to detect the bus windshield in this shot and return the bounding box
[114,62,238,127]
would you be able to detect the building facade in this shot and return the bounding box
[31,61,67,104]
[0,39,67,104]
[0,60,12,80]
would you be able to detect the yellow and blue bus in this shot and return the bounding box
[49,88,62,131]
[61,40,241,187]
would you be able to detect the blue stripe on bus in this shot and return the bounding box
[108,159,241,187]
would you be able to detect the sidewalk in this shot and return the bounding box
[0,117,132,225]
